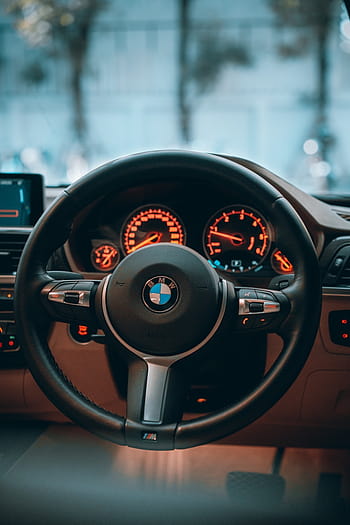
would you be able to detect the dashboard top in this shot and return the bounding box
[59,155,350,290]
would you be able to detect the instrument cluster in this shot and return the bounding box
[69,187,294,283]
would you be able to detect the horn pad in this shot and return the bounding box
[104,243,222,355]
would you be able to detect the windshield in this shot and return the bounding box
[0,0,349,194]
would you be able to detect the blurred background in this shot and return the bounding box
[0,0,349,192]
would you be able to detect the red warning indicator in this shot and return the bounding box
[78,325,88,336]
[69,323,96,343]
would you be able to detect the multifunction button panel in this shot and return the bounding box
[329,310,350,347]
[236,288,287,330]
[0,321,19,351]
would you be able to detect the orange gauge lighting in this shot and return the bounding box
[122,206,185,255]
[204,205,271,273]
[271,249,294,275]
[91,243,120,272]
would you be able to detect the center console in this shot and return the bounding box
[0,173,44,368]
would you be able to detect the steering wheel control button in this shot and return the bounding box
[255,316,272,328]
[239,289,257,299]
[256,291,275,301]
[240,316,256,329]
[249,302,264,313]
[64,292,80,304]
[142,276,179,313]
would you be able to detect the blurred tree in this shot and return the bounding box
[177,0,252,144]
[269,0,341,188]
[178,0,191,143]
[20,60,46,85]
[191,27,251,95]
[5,0,106,144]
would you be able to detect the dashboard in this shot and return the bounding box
[66,177,294,288]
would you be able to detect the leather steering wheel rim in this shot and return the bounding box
[14,150,321,449]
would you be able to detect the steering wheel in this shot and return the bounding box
[14,151,321,450]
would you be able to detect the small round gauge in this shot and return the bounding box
[204,206,271,273]
[91,243,120,272]
[122,205,185,255]
[271,249,294,275]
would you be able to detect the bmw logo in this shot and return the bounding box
[142,276,179,312]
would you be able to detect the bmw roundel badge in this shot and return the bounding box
[143,276,179,312]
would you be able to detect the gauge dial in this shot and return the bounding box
[271,249,294,274]
[122,206,185,255]
[91,243,120,272]
[204,206,271,273]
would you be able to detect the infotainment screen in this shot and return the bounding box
[0,173,44,227]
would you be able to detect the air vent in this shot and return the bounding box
[338,257,350,286]
[323,245,350,286]
[333,210,350,222]
[0,231,30,275]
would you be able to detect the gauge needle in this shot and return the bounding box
[101,250,117,266]
[211,230,244,244]
[274,252,293,271]
[129,233,162,253]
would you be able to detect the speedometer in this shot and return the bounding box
[204,206,271,273]
[122,205,185,255]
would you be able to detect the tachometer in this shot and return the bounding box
[122,205,185,255]
[204,206,271,273]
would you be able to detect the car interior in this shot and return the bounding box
[1,1,350,523]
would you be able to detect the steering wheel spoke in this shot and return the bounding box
[233,286,290,332]
[126,356,187,425]
[124,356,188,449]
[41,278,99,324]
[272,282,310,341]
